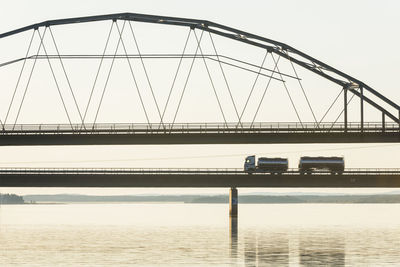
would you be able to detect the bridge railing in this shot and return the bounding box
[1,122,399,135]
[0,168,399,175]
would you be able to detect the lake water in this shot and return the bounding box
[1,203,400,266]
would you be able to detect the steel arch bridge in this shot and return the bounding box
[0,12,399,145]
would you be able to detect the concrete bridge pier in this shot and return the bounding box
[229,187,238,217]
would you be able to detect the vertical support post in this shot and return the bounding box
[360,86,364,132]
[229,187,238,217]
[382,112,385,132]
[398,110,400,132]
[344,87,348,132]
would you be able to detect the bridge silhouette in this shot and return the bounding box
[1,122,399,145]
[0,13,399,146]
[1,168,400,188]
[0,13,399,216]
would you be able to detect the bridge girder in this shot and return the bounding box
[1,172,400,187]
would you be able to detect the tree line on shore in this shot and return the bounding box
[0,193,25,204]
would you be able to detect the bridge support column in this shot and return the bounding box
[344,87,348,132]
[229,187,238,217]
[360,86,364,132]
[382,112,385,132]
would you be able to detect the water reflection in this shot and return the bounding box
[257,234,288,266]
[2,204,400,266]
[233,228,346,266]
[244,235,256,266]
[230,216,238,259]
[299,235,345,266]
[242,233,289,266]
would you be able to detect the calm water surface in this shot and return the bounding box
[1,203,400,266]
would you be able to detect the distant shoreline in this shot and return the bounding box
[3,201,400,205]
[18,193,400,204]
[0,202,64,205]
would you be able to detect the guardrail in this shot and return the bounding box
[0,168,399,175]
[0,122,399,135]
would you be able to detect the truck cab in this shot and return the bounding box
[244,155,256,173]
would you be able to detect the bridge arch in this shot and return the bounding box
[0,12,399,129]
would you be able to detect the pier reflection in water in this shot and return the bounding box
[230,216,238,259]
[2,203,400,266]
[236,231,289,266]
[231,213,341,266]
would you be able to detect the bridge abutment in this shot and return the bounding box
[229,187,238,217]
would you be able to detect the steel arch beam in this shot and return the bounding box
[0,12,399,123]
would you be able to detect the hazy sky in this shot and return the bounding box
[0,0,399,195]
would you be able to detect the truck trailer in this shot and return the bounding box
[298,156,344,174]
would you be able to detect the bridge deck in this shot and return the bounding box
[0,122,399,145]
[1,168,400,187]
